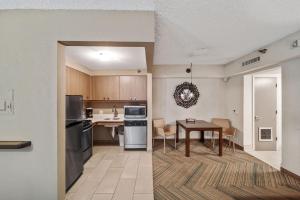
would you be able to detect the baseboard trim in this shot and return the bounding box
[153,138,244,151]
[280,167,300,181]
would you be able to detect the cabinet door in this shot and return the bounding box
[66,67,91,100]
[82,73,91,100]
[106,76,120,100]
[65,67,71,95]
[134,76,147,100]
[92,76,119,100]
[69,67,81,95]
[92,76,106,100]
[120,76,135,100]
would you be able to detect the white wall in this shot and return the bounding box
[281,58,300,176]
[243,68,282,150]
[225,29,300,77]
[225,76,244,146]
[0,10,154,200]
[152,65,227,139]
[243,75,253,148]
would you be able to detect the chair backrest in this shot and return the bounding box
[212,118,231,131]
[153,118,166,128]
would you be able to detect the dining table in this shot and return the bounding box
[176,120,223,157]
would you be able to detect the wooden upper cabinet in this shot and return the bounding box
[65,67,91,100]
[92,76,120,100]
[120,76,135,100]
[120,76,147,101]
[66,71,146,101]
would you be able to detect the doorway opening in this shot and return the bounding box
[57,41,154,200]
[243,67,282,169]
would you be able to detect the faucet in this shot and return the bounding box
[112,105,118,118]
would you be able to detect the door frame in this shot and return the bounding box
[252,73,282,151]
[57,41,154,200]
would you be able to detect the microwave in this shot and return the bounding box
[124,106,147,119]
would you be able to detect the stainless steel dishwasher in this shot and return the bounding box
[124,120,147,149]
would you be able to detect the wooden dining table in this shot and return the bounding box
[176,120,223,157]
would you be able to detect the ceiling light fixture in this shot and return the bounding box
[97,51,120,62]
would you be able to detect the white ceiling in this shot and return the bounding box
[65,46,147,70]
[3,0,300,65]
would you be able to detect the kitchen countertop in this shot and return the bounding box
[88,114,124,124]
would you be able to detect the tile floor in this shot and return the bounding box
[66,146,154,200]
[245,148,282,170]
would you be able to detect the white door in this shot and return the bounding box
[254,77,277,151]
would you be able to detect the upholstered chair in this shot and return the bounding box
[153,118,176,153]
[211,118,237,152]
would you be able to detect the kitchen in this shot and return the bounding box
[64,46,153,199]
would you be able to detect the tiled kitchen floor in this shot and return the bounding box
[66,146,154,200]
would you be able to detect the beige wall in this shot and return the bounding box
[0,10,154,200]
[152,65,227,139]
[225,29,300,77]
[281,58,300,176]
[225,76,244,146]
[224,27,300,175]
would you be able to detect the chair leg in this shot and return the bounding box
[164,136,166,154]
[211,131,215,149]
[233,137,235,152]
[174,135,176,149]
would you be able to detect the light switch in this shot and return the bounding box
[0,99,6,111]
[0,89,14,114]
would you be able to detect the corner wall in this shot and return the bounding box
[224,28,300,176]
[0,10,154,200]
[281,58,300,176]
[152,65,227,139]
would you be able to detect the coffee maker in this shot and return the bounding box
[85,108,93,118]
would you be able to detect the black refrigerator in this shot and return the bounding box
[66,95,84,190]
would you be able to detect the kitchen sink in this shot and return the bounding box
[103,117,120,120]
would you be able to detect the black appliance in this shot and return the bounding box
[82,120,93,163]
[85,107,93,118]
[124,106,147,119]
[65,95,84,191]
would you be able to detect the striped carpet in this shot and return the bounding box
[153,141,300,200]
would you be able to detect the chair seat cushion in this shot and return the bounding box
[164,131,176,136]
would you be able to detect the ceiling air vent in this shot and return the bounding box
[242,56,260,66]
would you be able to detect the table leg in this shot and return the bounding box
[176,122,179,143]
[185,130,190,157]
[200,130,204,143]
[218,128,223,156]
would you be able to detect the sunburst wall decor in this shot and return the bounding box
[173,82,199,108]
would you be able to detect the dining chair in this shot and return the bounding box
[211,118,237,152]
[153,118,176,153]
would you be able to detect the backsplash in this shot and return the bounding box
[93,108,124,114]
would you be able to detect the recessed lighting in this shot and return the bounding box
[98,51,119,62]
[89,50,120,62]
